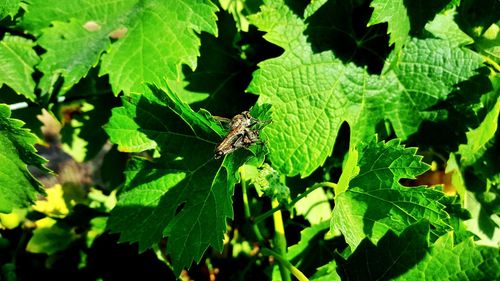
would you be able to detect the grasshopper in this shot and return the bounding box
[214,111,270,159]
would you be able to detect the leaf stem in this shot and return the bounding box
[253,182,336,225]
[261,248,309,281]
[482,55,500,72]
[241,173,265,242]
[271,198,291,281]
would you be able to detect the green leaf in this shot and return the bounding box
[26,217,76,255]
[463,191,500,247]
[456,0,500,37]
[248,0,484,176]
[100,0,219,94]
[476,23,500,65]
[331,138,452,249]
[248,0,388,176]
[167,10,256,115]
[448,87,500,246]
[368,0,410,51]
[105,83,224,154]
[104,95,158,153]
[393,235,500,280]
[336,221,430,280]
[219,0,256,32]
[286,220,330,261]
[0,104,49,213]
[21,0,219,95]
[458,94,500,166]
[404,231,500,280]
[58,101,107,162]
[36,19,111,95]
[384,38,485,138]
[311,260,341,281]
[425,9,474,47]
[335,146,359,196]
[0,0,20,19]
[54,77,119,162]
[335,221,500,281]
[0,34,39,101]
[368,0,450,51]
[105,86,255,274]
[248,163,290,204]
[294,188,331,225]
[304,0,327,18]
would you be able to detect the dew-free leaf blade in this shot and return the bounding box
[368,0,451,51]
[0,35,39,101]
[248,0,484,177]
[36,19,111,95]
[385,38,485,138]
[331,138,452,249]
[100,0,219,94]
[0,0,20,19]
[458,95,500,166]
[336,221,430,280]
[0,104,49,213]
[286,220,330,261]
[392,236,500,280]
[368,0,410,51]
[105,86,254,274]
[21,0,219,95]
[335,221,500,281]
[248,0,393,176]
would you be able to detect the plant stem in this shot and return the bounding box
[261,248,309,281]
[482,55,500,72]
[253,181,336,225]
[241,173,265,242]
[272,198,291,281]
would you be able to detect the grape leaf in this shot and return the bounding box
[248,0,391,176]
[392,234,500,280]
[331,138,452,249]
[219,0,252,32]
[336,221,430,281]
[367,0,410,51]
[0,0,20,19]
[384,38,484,138]
[458,85,500,166]
[167,10,257,116]
[294,188,331,224]
[21,0,219,95]
[310,260,341,281]
[425,9,474,47]
[335,221,500,281]
[336,146,359,196]
[453,92,500,247]
[0,34,39,101]
[105,85,255,274]
[0,104,49,213]
[368,0,450,51]
[476,23,500,64]
[457,0,500,37]
[463,191,500,247]
[284,220,338,278]
[26,217,76,255]
[54,75,119,162]
[104,95,158,153]
[286,220,330,262]
[36,19,111,95]
[248,0,484,176]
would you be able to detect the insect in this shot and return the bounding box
[214,111,270,159]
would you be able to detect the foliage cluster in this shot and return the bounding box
[0,0,499,280]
